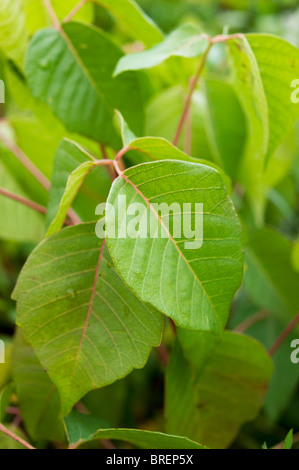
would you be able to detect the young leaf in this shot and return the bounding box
[47,139,111,228]
[247,34,299,160]
[46,160,95,237]
[65,410,206,449]
[284,429,293,450]
[13,223,163,415]
[12,329,65,442]
[114,24,210,75]
[26,22,144,146]
[106,160,243,333]
[227,36,269,223]
[94,0,163,47]
[165,333,272,448]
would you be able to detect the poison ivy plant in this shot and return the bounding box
[1,0,299,451]
[13,223,163,414]
[166,333,272,448]
[12,329,65,442]
[65,410,206,449]
[26,22,144,146]
[106,160,243,332]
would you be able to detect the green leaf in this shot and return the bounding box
[165,333,272,449]
[114,24,210,75]
[26,22,144,146]
[13,223,163,415]
[247,34,299,160]
[0,0,27,68]
[106,160,243,333]
[12,329,65,442]
[244,228,299,321]
[47,160,95,237]
[284,429,293,450]
[65,410,206,449]
[94,0,163,47]
[227,36,269,223]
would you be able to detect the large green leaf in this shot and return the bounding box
[13,223,163,415]
[106,160,243,333]
[0,0,27,68]
[114,24,210,75]
[244,227,299,322]
[12,329,65,442]
[65,410,205,449]
[94,0,163,47]
[247,34,299,160]
[227,36,269,224]
[165,333,272,448]
[26,22,144,146]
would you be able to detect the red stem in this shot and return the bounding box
[43,0,62,31]
[0,130,50,191]
[269,312,299,356]
[0,187,47,214]
[63,0,90,23]
[173,42,212,147]
[0,423,35,449]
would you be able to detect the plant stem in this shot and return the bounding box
[0,130,82,225]
[99,144,117,181]
[101,439,116,450]
[0,187,74,226]
[0,423,35,449]
[0,130,51,191]
[0,188,47,215]
[157,343,169,367]
[173,41,213,147]
[63,0,90,23]
[115,145,130,163]
[234,310,269,333]
[269,312,299,356]
[43,0,62,31]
